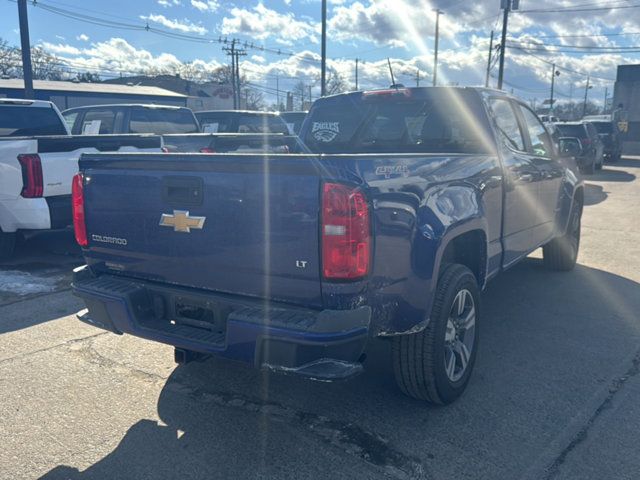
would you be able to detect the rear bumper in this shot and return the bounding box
[72,266,371,380]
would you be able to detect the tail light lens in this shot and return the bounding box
[581,137,591,146]
[72,173,88,246]
[17,154,43,198]
[322,183,370,280]
[199,147,215,153]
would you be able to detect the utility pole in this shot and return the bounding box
[603,86,608,113]
[355,58,359,91]
[235,49,246,108]
[308,85,312,106]
[485,30,494,88]
[416,70,420,87]
[321,0,327,96]
[582,75,591,118]
[550,63,559,113]
[276,75,280,110]
[498,0,512,90]
[17,0,34,99]
[432,9,443,86]
[223,40,237,109]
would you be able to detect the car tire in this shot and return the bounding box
[0,230,17,261]
[543,198,582,272]
[582,159,595,175]
[595,155,603,170]
[392,264,479,404]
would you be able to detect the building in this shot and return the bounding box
[0,79,187,111]
[102,75,234,111]
[613,65,640,154]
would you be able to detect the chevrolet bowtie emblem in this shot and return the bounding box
[159,210,206,233]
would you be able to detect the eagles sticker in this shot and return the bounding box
[312,122,340,142]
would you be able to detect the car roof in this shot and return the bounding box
[62,104,188,113]
[195,110,280,116]
[0,98,55,108]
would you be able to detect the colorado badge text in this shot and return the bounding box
[159,210,206,233]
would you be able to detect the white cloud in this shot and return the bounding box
[157,0,182,7]
[76,34,90,42]
[140,14,208,34]
[191,0,219,12]
[221,4,318,45]
[40,42,82,55]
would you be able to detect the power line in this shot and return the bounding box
[508,40,640,50]
[518,3,640,13]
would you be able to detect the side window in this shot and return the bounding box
[519,106,552,157]
[489,98,525,151]
[62,112,78,133]
[81,109,116,134]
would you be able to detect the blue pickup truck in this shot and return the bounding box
[71,87,583,404]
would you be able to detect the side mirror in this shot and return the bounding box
[558,137,582,158]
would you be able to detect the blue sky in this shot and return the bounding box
[1,0,637,107]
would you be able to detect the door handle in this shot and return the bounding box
[518,173,534,183]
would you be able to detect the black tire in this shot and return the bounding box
[582,159,595,175]
[0,230,17,261]
[543,199,582,271]
[595,157,603,170]
[392,264,480,404]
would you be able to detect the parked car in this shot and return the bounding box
[589,120,621,162]
[71,87,583,404]
[279,111,308,135]
[554,121,604,173]
[539,114,559,124]
[0,98,162,259]
[62,104,200,135]
[194,110,289,135]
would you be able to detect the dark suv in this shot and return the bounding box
[554,122,604,174]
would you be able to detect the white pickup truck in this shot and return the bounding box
[0,98,161,258]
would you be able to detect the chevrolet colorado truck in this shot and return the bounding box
[71,87,584,404]
[0,98,162,259]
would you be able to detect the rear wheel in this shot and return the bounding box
[543,199,582,271]
[582,158,595,175]
[0,230,16,261]
[392,264,479,404]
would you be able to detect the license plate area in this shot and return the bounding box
[135,288,229,347]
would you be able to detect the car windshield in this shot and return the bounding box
[128,108,199,134]
[555,124,586,137]
[591,122,613,134]
[0,105,67,136]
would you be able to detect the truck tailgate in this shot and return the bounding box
[80,153,323,307]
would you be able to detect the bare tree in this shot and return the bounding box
[30,47,64,80]
[0,38,20,77]
[241,87,265,110]
[325,68,349,95]
[292,80,307,110]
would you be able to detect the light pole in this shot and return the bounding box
[320,0,327,96]
[17,0,34,99]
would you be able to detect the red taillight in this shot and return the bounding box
[72,173,88,247]
[581,138,591,146]
[161,146,170,153]
[322,183,370,280]
[199,147,215,153]
[17,154,43,198]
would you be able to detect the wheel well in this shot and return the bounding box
[440,230,486,284]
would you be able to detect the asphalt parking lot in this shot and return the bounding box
[1,158,640,480]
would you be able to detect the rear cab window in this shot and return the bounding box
[129,108,199,134]
[304,89,494,154]
[555,124,587,138]
[237,114,289,134]
[0,105,68,137]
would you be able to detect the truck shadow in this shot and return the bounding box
[589,166,636,182]
[583,183,608,206]
[39,259,640,480]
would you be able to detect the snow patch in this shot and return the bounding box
[0,270,62,296]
